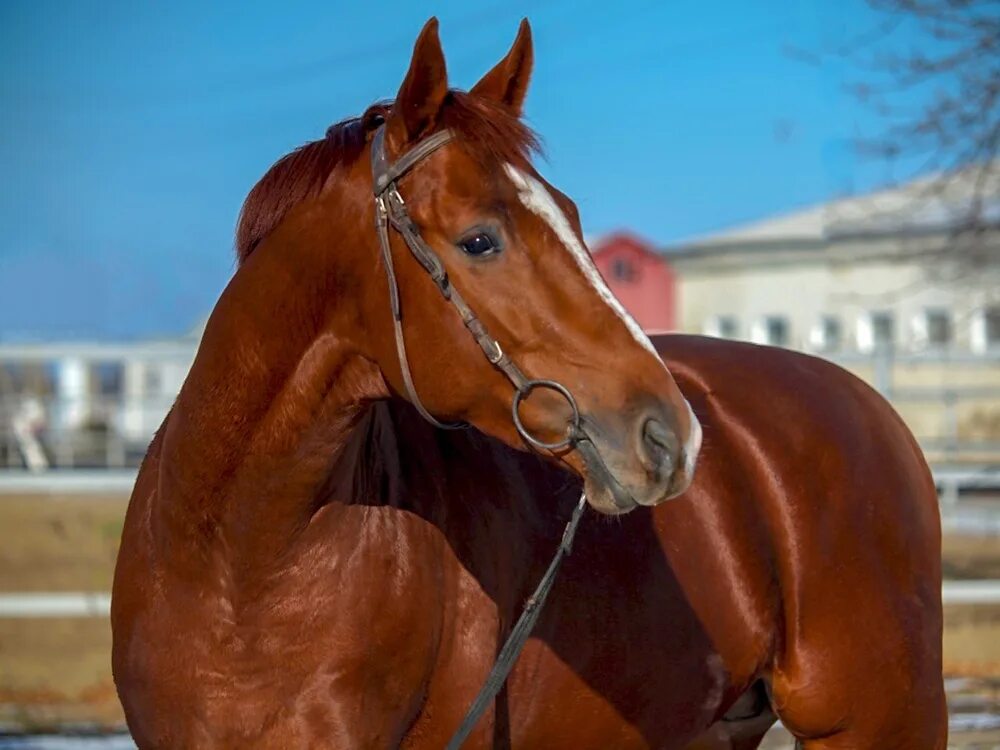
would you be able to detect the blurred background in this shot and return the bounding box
[1,0,998,747]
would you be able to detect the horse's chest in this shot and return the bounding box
[123,530,450,747]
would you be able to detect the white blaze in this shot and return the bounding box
[504,164,703,478]
[503,164,663,363]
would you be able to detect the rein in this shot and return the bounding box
[370,124,592,745]
[446,491,588,750]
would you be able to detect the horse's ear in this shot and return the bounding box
[386,18,449,150]
[470,19,533,116]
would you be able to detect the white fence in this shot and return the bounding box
[1,346,997,487]
[0,394,176,470]
[1,581,996,619]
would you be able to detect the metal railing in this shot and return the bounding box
[0,393,175,470]
[1,385,997,475]
[827,352,1000,499]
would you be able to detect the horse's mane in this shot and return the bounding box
[236,91,540,263]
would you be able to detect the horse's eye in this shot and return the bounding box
[458,231,500,257]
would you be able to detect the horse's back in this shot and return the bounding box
[656,333,939,538]
[654,334,946,748]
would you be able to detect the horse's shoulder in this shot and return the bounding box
[651,333,908,449]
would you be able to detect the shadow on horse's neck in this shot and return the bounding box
[336,401,723,747]
[329,399,584,600]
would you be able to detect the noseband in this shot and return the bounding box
[371,124,580,451]
[370,123,592,746]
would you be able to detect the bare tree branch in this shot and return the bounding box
[811,0,1000,279]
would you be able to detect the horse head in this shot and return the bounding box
[238,18,701,514]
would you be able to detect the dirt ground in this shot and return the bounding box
[0,495,125,593]
[0,619,122,731]
[944,532,1000,580]
[1,493,999,736]
[0,494,127,730]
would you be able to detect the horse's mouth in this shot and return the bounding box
[573,437,639,515]
[568,408,697,515]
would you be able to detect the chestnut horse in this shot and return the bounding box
[112,18,946,750]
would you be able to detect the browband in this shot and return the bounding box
[372,127,455,196]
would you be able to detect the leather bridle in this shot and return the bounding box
[370,122,594,747]
[371,124,581,451]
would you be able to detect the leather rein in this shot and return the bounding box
[370,123,589,746]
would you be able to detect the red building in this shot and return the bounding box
[590,232,676,332]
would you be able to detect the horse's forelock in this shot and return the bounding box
[234,92,539,264]
[234,116,368,263]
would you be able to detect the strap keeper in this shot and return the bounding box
[485,340,504,365]
[432,271,451,298]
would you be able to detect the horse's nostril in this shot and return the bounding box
[640,417,679,476]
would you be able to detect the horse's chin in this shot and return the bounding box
[583,474,638,515]
[573,432,696,515]
[574,438,640,515]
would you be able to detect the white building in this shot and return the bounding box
[0,333,198,469]
[673,169,999,355]
[669,167,1000,471]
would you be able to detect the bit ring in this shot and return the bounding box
[512,379,581,452]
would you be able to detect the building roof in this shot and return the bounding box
[588,231,661,258]
[673,162,1000,251]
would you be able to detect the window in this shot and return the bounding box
[766,316,789,347]
[751,316,790,347]
[705,315,738,339]
[94,362,124,396]
[1,363,24,392]
[990,308,1000,345]
[144,367,162,394]
[971,306,1000,353]
[610,257,637,283]
[872,313,894,348]
[858,311,894,352]
[927,310,951,346]
[809,316,842,351]
[913,309,951,348]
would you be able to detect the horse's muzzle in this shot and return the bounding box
[573,402,700,515]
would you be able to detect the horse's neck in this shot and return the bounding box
[149,224,575,594]
[154,243,384,567]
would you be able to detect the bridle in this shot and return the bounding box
[370,122,590,747]
[371,124,581,451]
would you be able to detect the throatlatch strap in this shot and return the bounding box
[375,195,462,431]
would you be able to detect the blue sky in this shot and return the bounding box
[1,0,929,340]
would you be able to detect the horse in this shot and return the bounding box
[111,18,946,749]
